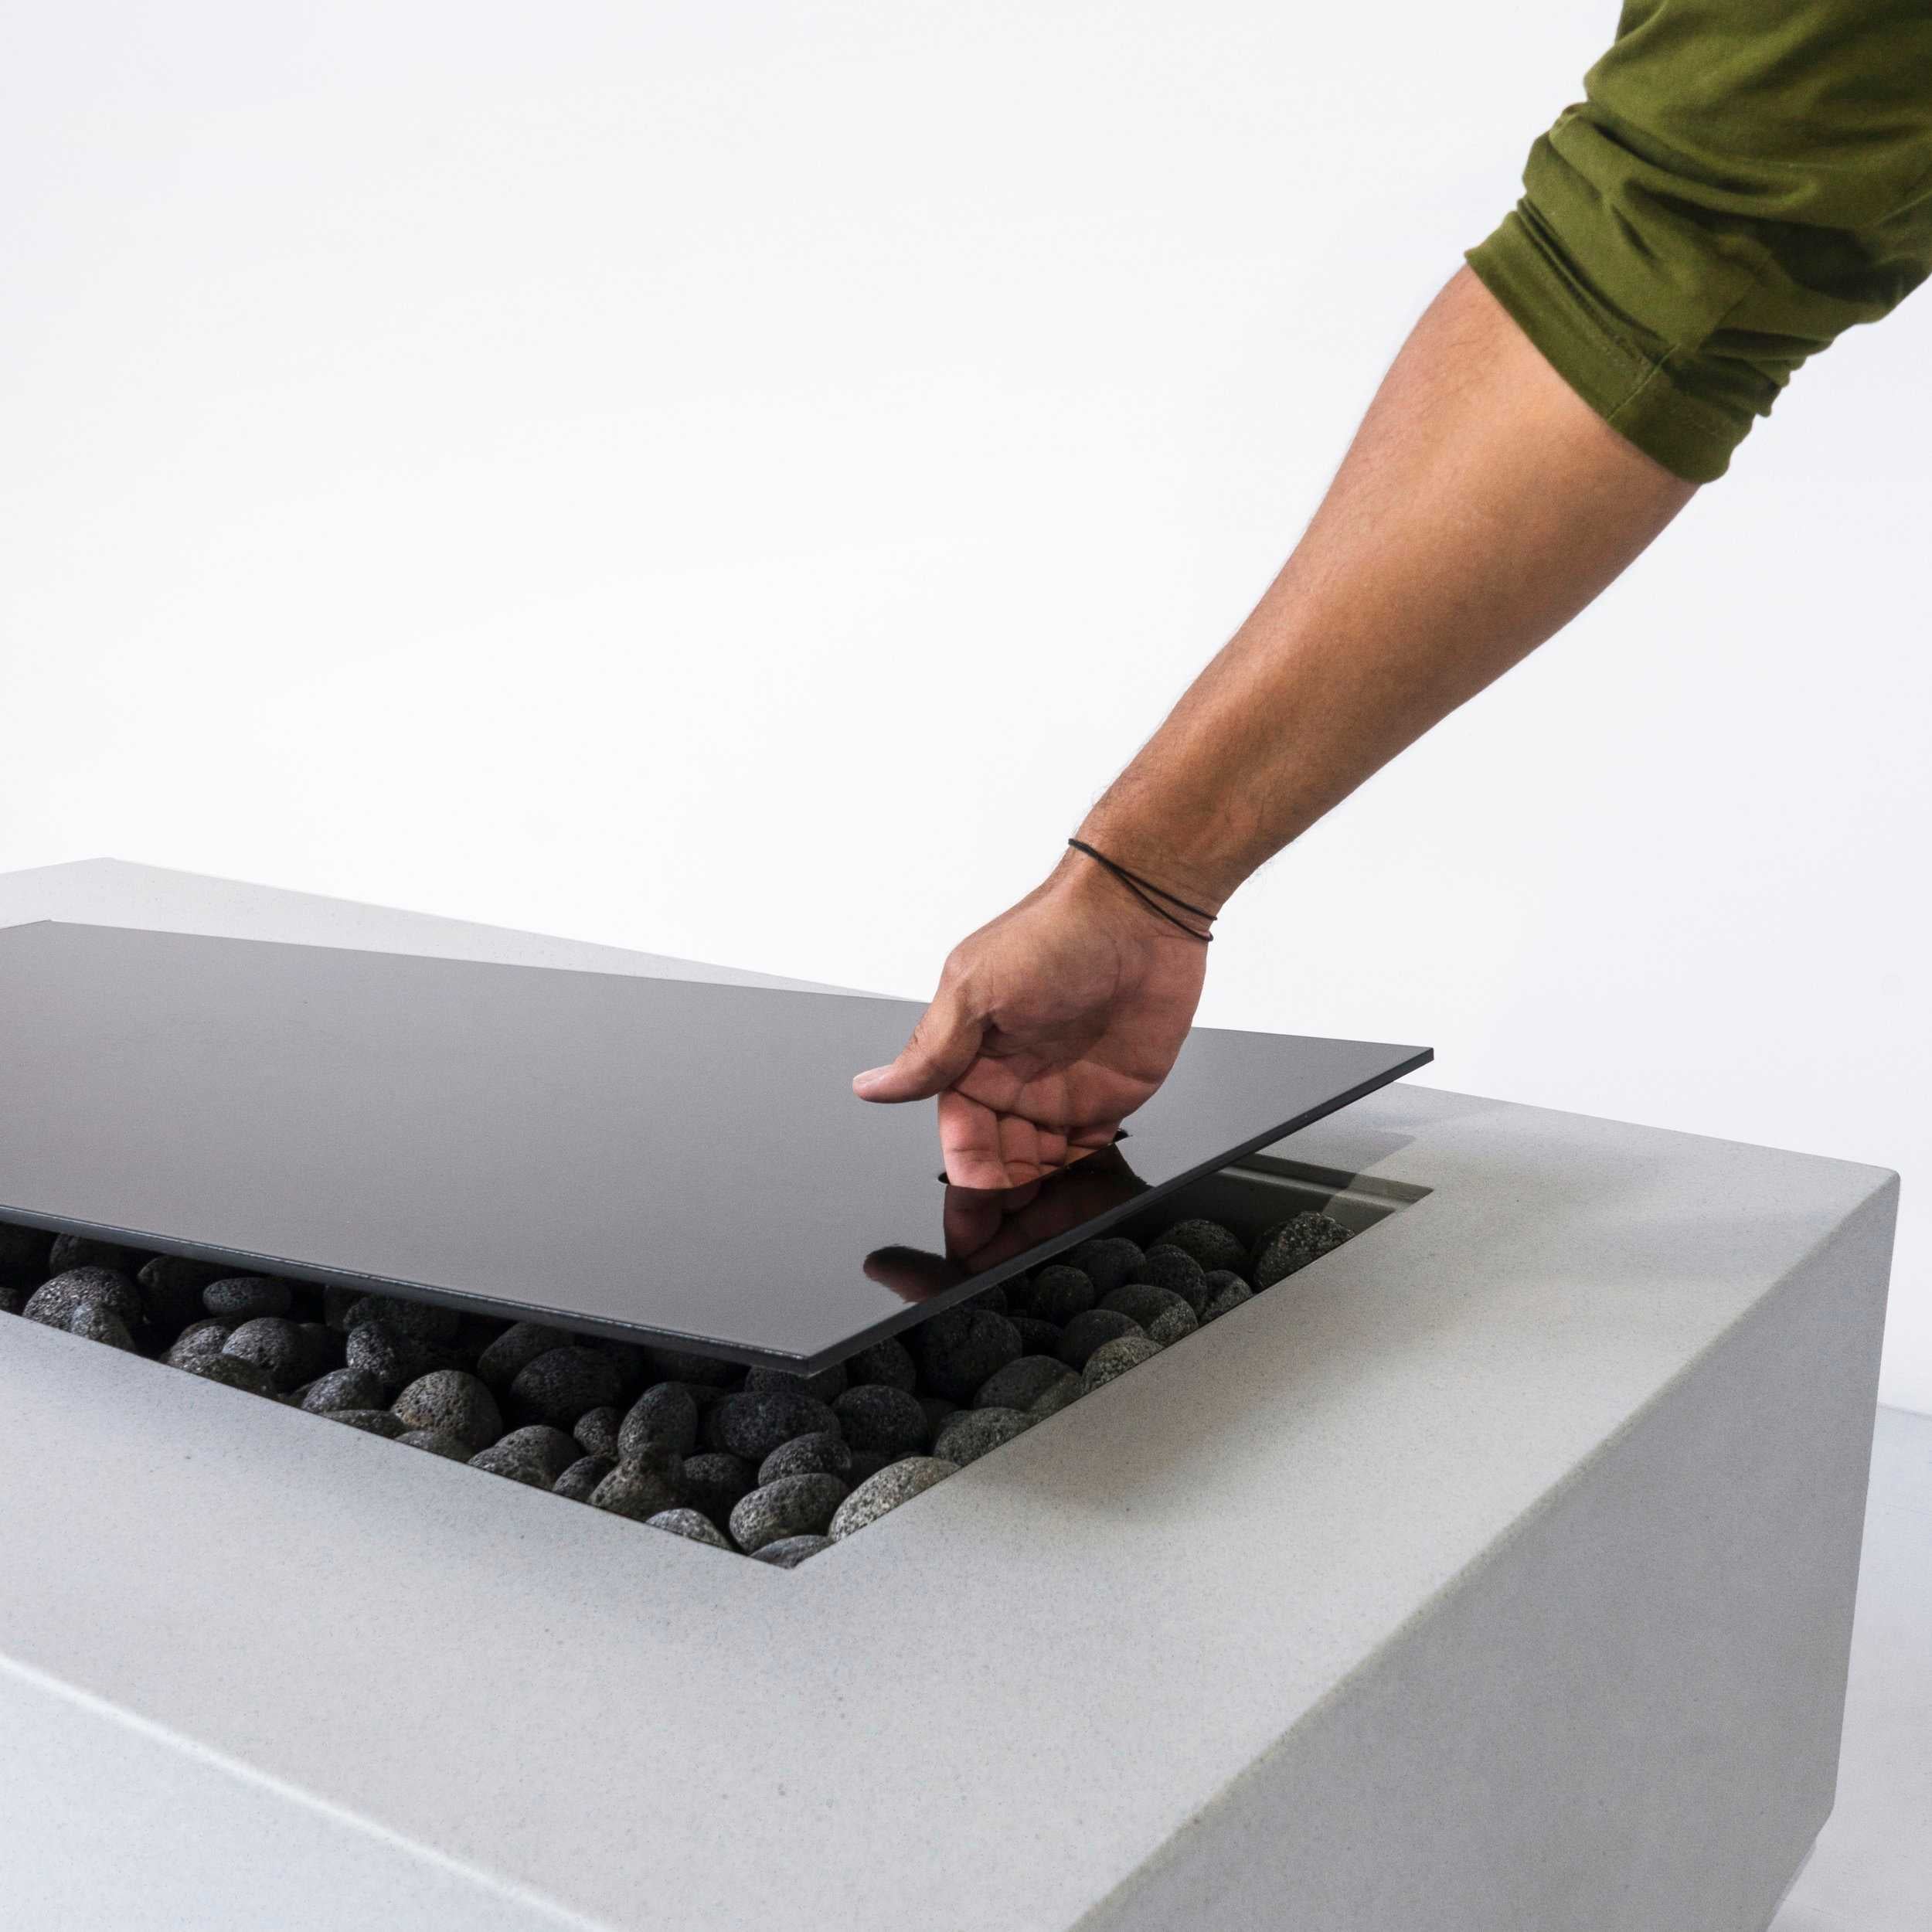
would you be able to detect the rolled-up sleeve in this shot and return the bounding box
[1467,0,1932,480]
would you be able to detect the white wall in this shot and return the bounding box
[4,2,1926,1412]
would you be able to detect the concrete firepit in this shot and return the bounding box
[0,862,1896,1932]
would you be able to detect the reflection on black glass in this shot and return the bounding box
[863,1143,1151,1304]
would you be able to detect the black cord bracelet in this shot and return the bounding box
[1066,838,1216,942]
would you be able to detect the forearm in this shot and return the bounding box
[1074,269,1696,910]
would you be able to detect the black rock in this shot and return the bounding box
[166,1320,234,1369]
[918,1395,957,1440]
[1006,1315,1063,1356]
[292,1322,339,1382]
[1250,1212,1351,1288]
[678,1451,753,1523]
[1029,1376,1084,1420]
[1015,1264,1095,1325]
[1101,1282,1197,1337]
[729,1473,849,1553]
[843,1337,917,1393]
[342,1294,461,1346]
[1152,1217,1247,1275]
[474,1425,580,1488]
[345,1319,435,1396]
[221,1317,313,1391]
[974,1355,1077,1412]
[392,1369,503,1453]
[553,1454,616,1500]
[48,1232,148,1277]
[26,1267,142,1331]
[844,1449,892,1488]
[832,1384,928,1456]
[647,1508,733,1550]
[508,1346,625,1427]
[182,1352,280,1396]
[588,1449,683,1520]
[300,1366,383,1413]
[1081,1333,1162,1390]
[0,1221,54,1284]
[1128,1245,1209,1310]
[745,1362,849,1405]
[967,1282,1009,1315]
[66,1303,136,1349]
[1199,1270,1253,1321]
[573,1405,623,1460]
[644,1345,742,1389]
[828,1458,957,1538]
[1065,1236,1144,1296]
[706,1389,839,1462]
[933,1406,1032,1466]
[758,1430,852,1485]
[0,1281,26,1317]
[1056,1308,1144,1369]
[328,1407,410,1437]
[136,1254,228,1330]
[906,1308,1022,1402]
[618,1383,700,1461]
[203,1276,294,1321]
[476,1321,576,1390]
[750,1535,834,1568]
[397,1427,473,1461]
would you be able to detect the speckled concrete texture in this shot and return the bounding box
[0,863,1897,1932]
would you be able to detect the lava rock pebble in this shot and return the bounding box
[747,1362,849,1404]
[845,1449,893,1487]
[1066,1236,1144,1295]
[47,1233,146,1277]
[678,1451,753,1523]
[750,1535,834,1568]
[202,1275,294,1321]
[644,1345,742,1389]
[1152,1217,1247,1275]
[618,1383,700,1460]
[729,1473,849,1553]
[26,1267,143,1332]
[758,1430,852,1484]
[300,1366,383,1413]
[476,1321,574,1389]
[137,1255,228,1330]
[342,1294,460,1346]
[165,1320,233,1369]
[1250,1211,1351,1288]
[509,1345,625,1427]
[220,1317,313,1390]
[182,1352,280,1395]
[392,1369,503,1453]
[553,1454,616,1499]
[933,1406,1032,1466]
[1128,1244,1209,1309]
[1101,1282,1196,1335]
[973,1355,1076,1412]
[67,1303,136,1349]
[706,1389,838,1462]
[843,1337,917,1393]
[1056,1308,1144,1369]
[1081,1334,1162,1390]
[1015,1264,1095,1325]
[588,1448,685,1521]
[473,1425,579,1488]
[828,1458,957,1539]
[832,1383,929,1456]
[906,1307,1022,1402]
[397,1427,472,1461]
[574,1406,622,1459]
[329,1407,409,1437]
[1199,1271,1253,1321]
[0,1223,54,1283]
[345,1319,436,1395]
[1029,1376,1084,1420]
[1006,1315,1063,1356]
[648,1508,733,1550]
[0,1281,26,1317]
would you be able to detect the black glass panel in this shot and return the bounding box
[0,923,1429,1370]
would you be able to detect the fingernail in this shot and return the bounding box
[854,1066,889,1091]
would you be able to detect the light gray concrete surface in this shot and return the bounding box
[0,862,1898,1931]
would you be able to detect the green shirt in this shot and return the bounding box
[1466,0,1932,480]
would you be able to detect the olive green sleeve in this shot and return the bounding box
[1466,0,1932,481]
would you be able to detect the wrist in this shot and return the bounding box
[1068,810,1239,919]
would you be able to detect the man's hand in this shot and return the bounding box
[852,855,1209,1189]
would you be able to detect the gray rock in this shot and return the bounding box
[678,1451,753,1523]
[973,1355,1077,1412]
[842,1337,917,1393]
[828,1458,957,1539]
[26,1267,142,1331]
[1081,1334,1162,1390]
[647,1509,733,1550]
[166,1320,234,1370]
[66,1303,136,1349]
[1029,1376,1084,1420]
[1016,1264,1096,1325]
[345,1319,434,1395]
[1065,1236,1144,1295]
[1128,1244,1209,1310]
[300,1366,383,1413]
[617,1383,700,1461]
[182,1352,280,1396]
[1251,1211,1351,1288]
[1199,1270,1253,1321]
[844,1449,892,1488]
[48,1233,147,1277]
[573,1405,623,1460]
[832,1383,928,1456]
[907,1307,1022,1402]
[475,1321,575,1389]
[706,1389,839,1462]
[644,1345,742,1389]
[328,1407,410,1437]
[1006,1315,1063,1356]
[136,1254,228,1330]
[392,1369,503,1453]
[202,1275,294,1321]
[728,1473,849,1553]
[1101,1282,1197,1336]
[509,1346,625,1428]
[1152,1217,1248,1275]
[758,1431,852,1485]
[342,1294,460,1346]
[397,1427,473,1461]
[1056,1308,1144,1369]
[473,1425,580,1488]
[553,1453,616,1500]
[933,1406,1032,1466]
[220,1317,314,1390]
[745,1362,848,1405]
[587,1449,683,1520]
[750,1535,834,1569]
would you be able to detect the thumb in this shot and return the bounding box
[852,990,983,1103]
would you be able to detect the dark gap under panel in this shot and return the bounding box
[0,922,1429,1371]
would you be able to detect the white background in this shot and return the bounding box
[3,2,1926,1411]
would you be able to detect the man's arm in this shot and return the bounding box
[853,271,1693,1186]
